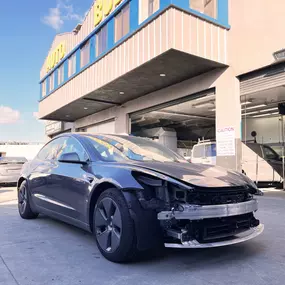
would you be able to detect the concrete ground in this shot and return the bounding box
[1,187,285,285]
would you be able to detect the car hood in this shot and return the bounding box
[125,161,254,188]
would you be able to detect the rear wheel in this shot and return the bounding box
[18,181,38,219]
[93,188,137,263]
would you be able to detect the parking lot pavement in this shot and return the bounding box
[0,186,17,205]
[1,188,285,285]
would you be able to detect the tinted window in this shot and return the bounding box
[85,136,126,162]
[56,137,88,161]
[85,135,186,163]
[37,137,66,160]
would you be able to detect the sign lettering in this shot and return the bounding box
[94,0,123,27]
[46,43,65,73]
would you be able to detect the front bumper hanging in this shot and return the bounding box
[164,224,264,248]
[157,199,258,221]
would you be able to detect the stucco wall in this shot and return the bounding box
[228,0,285,75]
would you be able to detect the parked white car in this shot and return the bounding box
[191,141,282,186]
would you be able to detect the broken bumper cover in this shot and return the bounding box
[157,199,258,221]
[165,224,264,248]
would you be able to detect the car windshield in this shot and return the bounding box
[0,157,27,165]
[85,134,187,163]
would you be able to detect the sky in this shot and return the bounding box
[0,0,93,142]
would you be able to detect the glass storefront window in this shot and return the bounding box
[81,40,90,68]
[115,4,130,42]
[42,80,46,97]
[58,64,64,85]
[49,72,54,91]
[68,53,76,77]
[139,0,160,24]
[96,25,108,56]
[190,0,217,19]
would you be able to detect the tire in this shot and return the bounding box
[18,181,38,219]
[93,188,137,263]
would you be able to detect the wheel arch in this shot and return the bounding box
[88,182,120,233]
[17,177,26,189]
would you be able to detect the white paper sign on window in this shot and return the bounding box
[216,126,236,156]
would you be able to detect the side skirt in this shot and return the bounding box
[36,205,91,233]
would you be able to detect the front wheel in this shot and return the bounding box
[18,181,38,219]
[93,188,137,263]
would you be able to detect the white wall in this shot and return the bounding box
[242,117,282,144]
[0,145,44,160]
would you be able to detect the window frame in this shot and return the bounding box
[80,40,90,68]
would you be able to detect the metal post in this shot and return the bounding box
[281,115,285,189]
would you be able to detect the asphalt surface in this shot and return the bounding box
[1,187,285,285]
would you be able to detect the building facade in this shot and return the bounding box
[39,0,285,171]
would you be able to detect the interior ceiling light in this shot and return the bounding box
[253,112,279,118]
[242,104,267,110]
[259,107,278,112]
[160,73,166,77]
[241,101,252,105]
[242,111,260,116]
[66,115,70,118]
[84,107,88,110]
[243,107,278,115]
[119,91,125,95]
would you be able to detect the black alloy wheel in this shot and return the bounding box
[93,188,137,263]
[95,197,122,253]
[18,185,28,215]
[18,181,38,219]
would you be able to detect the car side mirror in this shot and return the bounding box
[58,152,87,165]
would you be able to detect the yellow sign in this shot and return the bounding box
[46,42,65,73]
[94,0,123,27]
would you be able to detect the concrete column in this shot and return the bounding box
[115,107,130,134]
[215,67,242,171]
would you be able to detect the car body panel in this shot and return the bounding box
[18,133,262,251]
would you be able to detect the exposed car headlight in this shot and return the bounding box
[131,171,193,211]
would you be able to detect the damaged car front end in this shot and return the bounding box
[131,168,264,249]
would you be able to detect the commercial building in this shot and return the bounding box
[39,0,285,171]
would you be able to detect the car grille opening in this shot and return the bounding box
[188,213,259,243]
[186,187,252,205]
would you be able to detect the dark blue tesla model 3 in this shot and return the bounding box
[17,133,263,262]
